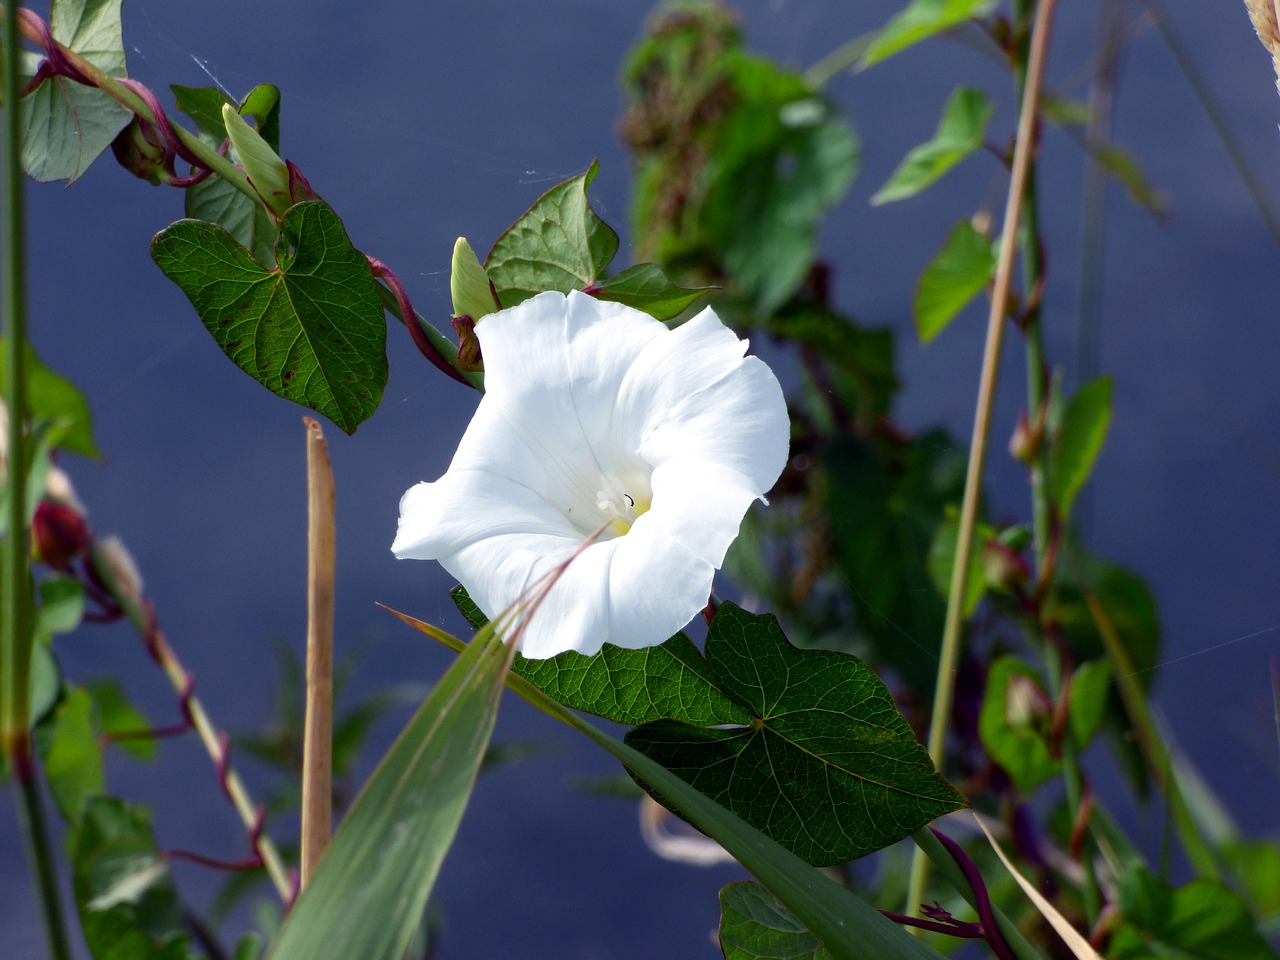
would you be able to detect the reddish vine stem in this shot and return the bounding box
[87,545,295,901]
[368,256,469,385]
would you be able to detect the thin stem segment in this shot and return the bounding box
[906,0,1060,923]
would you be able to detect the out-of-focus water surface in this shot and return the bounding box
[4,1,1280,957]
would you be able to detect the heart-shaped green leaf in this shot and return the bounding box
[720,882,835,960]
[625,603,966,865]
[12,0,131,182]
[151,201,387,434]
[913,219,995,343]
[873,89,993,205]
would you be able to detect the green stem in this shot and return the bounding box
[905,0,1059,923]
[13,751,74,960]
[5,4,72,958]
[803,31,875,89]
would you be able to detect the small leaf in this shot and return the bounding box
[1067,659,1111,751]
[873,89,993,204]
[37,576,86,639]
[1094,144,1170,220]
[0,338,100,458]
[151,201,388,434]
[589,263,712,320]
[235,933,265,960]
[28,643,62,728]
[720,882,834,960]
[485,161,619,307]
[451,585,750,727]
[72,797,193,960]
[978,657,1058,793]
[1049,376,1113,519]
[860,0,997,69]
[178,85,282,267]
[268,623,511,960]
[88,681,157,762]
[13,0,131,182]
[35,686,106,822]
[626,604,965,865]
[913,220,995,343]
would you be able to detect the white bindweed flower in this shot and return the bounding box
[392,290,789,659]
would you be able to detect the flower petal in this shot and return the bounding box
[613,306,789,492]
[642,457,764,568]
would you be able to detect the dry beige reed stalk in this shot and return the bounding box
[1244,0,1280,96]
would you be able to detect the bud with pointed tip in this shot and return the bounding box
[31,501,92,571]
[222,103,292,217]
[450,237,500,323]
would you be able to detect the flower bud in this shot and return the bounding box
[31,501,92,571]
[222,104,291,217]
[452,315,484,372]
[982,538,1029,593]
[93,535,144,607]
[1009,410,1042,463]
[111,118,171,185]
[450,237,500,323]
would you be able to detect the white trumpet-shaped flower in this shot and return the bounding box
[392,290,789,659]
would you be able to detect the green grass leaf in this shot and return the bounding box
[913,219,995,343]
[1049,376,1113,519]
[151,201,387,434]
[860,0,997,69]
[266,625,511,960]
[720,882,834,960]
[11,0,131,182]
[626,603,966,865]
[486,160,619,306]
[590,263,712,320]
[873,89,993,205]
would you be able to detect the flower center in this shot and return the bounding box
[594,482,648,536]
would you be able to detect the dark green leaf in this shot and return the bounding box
[978,657,1059,793]
[1111,866,1277,960]
[177,86,282,267]
[0,338,100,458]
[151,201,387,434]
[913,220,994,343]
[720,881,834,960]
[451,585,751,727]
[13,0,131,182]
[1049,376,1112,519]
[590,263,712,320]
[88,680,157,762]
[485,161,619,307]
[268,625,510,960]
[72,797,194,960]
[824,432,966,696]
[35,686,105,822]
[872,89,993,204]
[626,604,965,865]
[860,0,997,69]
[761,306,898,422]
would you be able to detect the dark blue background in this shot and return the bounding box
[4,1,1280,956]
